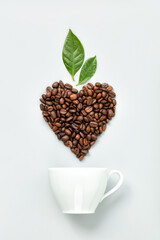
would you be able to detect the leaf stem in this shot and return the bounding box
[72,75,75,81]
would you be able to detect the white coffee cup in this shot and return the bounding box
[48,168,123,214]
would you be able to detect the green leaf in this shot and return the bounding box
[62,29,85,81]
[77,56,97,85]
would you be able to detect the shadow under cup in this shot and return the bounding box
[48,168,123,214]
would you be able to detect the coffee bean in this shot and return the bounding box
[53,126,57,132]
[95,82,101,87]
[77,103,82,109]
[103,124,106,131]
[77,115,83,121]
[81,110,87,116]
[62,135,69,142]
[65,83,72,89]
[70,94,77,100]
[85,106,93,113]
[46,86,52,92]
[59,80,64,88]
[107,86,113,91]
[81,149,88,154]
[66,116,73,122]
[52,82,59,88]
[67,140,72,147]
[74,148,79,155]
[90,122,98,128]
[55,122,61,127]
[84,138,88,145]
[96,93,102,99]
[87,89,92,96]
[46,101,53,106]
[40,104,45,110]
[72,88,78,93]
[60,98,64,105]
[87,97,92,105]
[52,88,58,95]
[46,91,51,98]
[40,81,116,160]
[108,109,114,117]
[102,83,108,88]
[50,111,57,119]
[79,155,84,161]
[102,109,107,115]
[102,91,107,98]
[113,99,116,105]
[79,138,83,145]
[60,109,67,115]
[93,103,99,109]
[75,134,80,140]
[65,129,72,135]
[73,100,79,104]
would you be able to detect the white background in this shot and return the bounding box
[0,0,160,239]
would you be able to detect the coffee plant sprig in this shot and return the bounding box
[62,29,97,85]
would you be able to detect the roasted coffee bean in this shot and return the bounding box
[55,122,61,127]
[85,106,93,113]
[87,97,92,105]
[67,140,72,148]
[70,94,77,100]
[65,129,72,135]
[93,103,99,109]
[52,82,59,88]
[84,138,88,145]
[102,91,107,98]
[52,88,58,95]
[102,109,107,115]
[87,83,94,89]
[65,83,72,89]
[81,110,87,116]
[46,101,53,106]
[46,91,51,98]
[60,109,67,115]
[73,100,79,104]
[40,98,45,104]
[87,89,92,96]
[79,154,84,160]
[60,98,64,105]
[103,124,106,131]
[107,86,113,91]
[79,138,83,145]
[86,125,91,132]
[46,86,52,92]
[53,126,57,132]
[75,134,80,140]
[62,135,69,142]
[77,115,83,122]
[102,83,108,88]
[77,103,82,109]
[59,80,64,88]
[108,109,114,117]
[40,81,116,160]
[40,104,45,111]
[72,88,78,93]
[95,82,101,87]
[90,122,98,128]
[50,111,57,119]
[113,99,116,105]
[66,116,73,122]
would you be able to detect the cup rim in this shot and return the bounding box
[48,167,108,171]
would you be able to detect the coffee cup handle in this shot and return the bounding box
[100,170,123,202]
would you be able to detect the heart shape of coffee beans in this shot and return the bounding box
[40,81,116,160]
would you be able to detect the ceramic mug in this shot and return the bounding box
[48,168,123,214]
